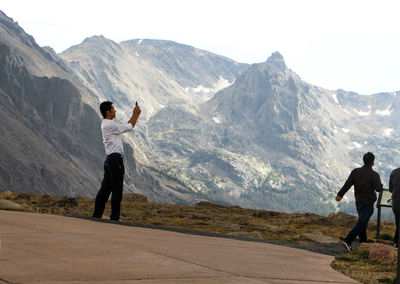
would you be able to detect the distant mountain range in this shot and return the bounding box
[1,10,399,215]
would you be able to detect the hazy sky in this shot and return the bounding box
[1,0,399,94]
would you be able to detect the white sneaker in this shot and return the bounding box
[342,241,352,252]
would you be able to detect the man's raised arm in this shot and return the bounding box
[128,101,141,128]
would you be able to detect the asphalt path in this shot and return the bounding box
[0,210,359,283]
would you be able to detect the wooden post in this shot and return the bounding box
[377,204,381,240]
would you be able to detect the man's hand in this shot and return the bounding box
[128,101,141,128]
[133,101,141,117]
[335,195,342,202]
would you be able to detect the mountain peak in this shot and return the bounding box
[82,35,110,45]
[265,51,286,70]
[0,10,39,50]
[63,35,121,55]
[269,51,284,60]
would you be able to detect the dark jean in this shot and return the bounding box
[393,209,400,247]
[344,202,374,244]
[92,154,125,221]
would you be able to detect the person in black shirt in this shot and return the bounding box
[389,167,400,247]
[336,152,383,252]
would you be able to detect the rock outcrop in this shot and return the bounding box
[360,243,397,263]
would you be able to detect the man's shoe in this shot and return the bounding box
[342,241,352,252]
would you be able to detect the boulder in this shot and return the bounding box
[0,199,23,211]
[360,243,397,263]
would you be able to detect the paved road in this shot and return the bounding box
[0,210,358,283]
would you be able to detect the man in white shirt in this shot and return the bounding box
[93,101,141,221]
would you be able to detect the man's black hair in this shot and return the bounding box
[100,101,113,118]
[363,152,375,166]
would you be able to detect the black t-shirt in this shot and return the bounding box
[338,165,383,203]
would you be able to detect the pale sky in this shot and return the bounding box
[1,0,399,95]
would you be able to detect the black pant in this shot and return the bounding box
[393,208,400,247]
[344,202,374,244]
[93,153,124,221]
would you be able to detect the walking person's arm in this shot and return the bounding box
[336,171,354,201]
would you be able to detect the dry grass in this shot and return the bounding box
[0,191,397,283]
[332,248,397,284]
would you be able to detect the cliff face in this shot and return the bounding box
[0,43,104,196]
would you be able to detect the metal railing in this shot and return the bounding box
[375,188,400,283]
[376,188,392,240]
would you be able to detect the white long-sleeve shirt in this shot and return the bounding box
[101,119,133,155]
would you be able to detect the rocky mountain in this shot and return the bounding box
[57,35,252,205]
[0,11,204,204]
[1,9,399,216]
[205,54,400,210]
[60,36,248,120]
[146,53,345,213]
[146,52,400,214]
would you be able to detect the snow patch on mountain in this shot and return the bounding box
[332,94,339,104]
[190,76,232,95]
[193,85,213,93]
[213,117,222,124]
[355,109,370,116]
[384,128,393,136]
[376,105,393,116]
[214,76,232,92]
